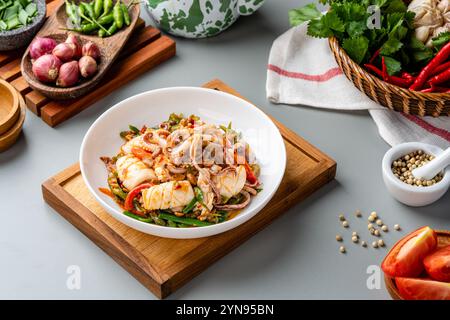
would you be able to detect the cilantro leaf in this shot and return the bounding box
[342,36,369,64]
[383,56,402,75]
[385,0,407,13]
[432,31,450,50]
[380,37,403,56]
[307,17,333,38]
[409,37,434,63]
[289,3,322,27]
[346,20,366,38]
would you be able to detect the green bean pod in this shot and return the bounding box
[121,3,130,26]
[113,0,123,29]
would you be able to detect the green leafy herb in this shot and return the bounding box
[432,32,450,51]
[128,124,140,134]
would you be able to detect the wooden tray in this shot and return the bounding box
[42,79,337,299]
[21,0,140,100]
[385,230,450,300]
[0,0,175,127]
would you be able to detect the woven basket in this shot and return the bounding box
[329,37,450,117]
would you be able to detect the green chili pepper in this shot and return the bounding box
[128,125,140,134]
[107,172,128,200]
[103,0,113,16]
[182,197,197,214]
[93,0,103,18]
[65,0,80,27]
[123,211,152,223]
[62,23,98,34]
[77,4,109,34]
[80,2,95,19]
[98,28,106,37]
[158,212,213,227]
[113,0,123,29]
[97,13,113,25]
[107,21,117,35]
[121,2,130,26]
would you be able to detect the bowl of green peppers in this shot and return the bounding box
[0,0,46,51]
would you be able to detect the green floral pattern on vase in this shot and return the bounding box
[145,0,265,38]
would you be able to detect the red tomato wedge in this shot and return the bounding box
[382,226,437,277]
[396,277,450,300]
[424,245,450,282]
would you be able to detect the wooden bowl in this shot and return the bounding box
[0,79,20,135]
[0,93,26,152]
[20,0,140,100]
[329,37,450,117]
[385,230,450,300]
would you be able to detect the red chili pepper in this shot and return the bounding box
[369,49,381,64]
[244,162,258,185]
[420,84,449,93]
[429,61,450,77]
[410,42,450,91]
[386,75,411,88]
[429,68,450,85]
[382,57,388,81]
[401,71,415,81]
[364,64,383,77]
[140,125,147,134]
[124,183,154,211]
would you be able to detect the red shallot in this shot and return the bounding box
[32,54,61,83]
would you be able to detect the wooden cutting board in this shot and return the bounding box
[0,0,175,127]
[42,79,337,299]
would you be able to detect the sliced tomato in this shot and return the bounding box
[424,245,450,282]
[124,183,154,211]
[131,147,153,160]
[382,226,437,277]
[396,277,450,300]
[244,162,258,185]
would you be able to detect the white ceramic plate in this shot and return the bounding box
[80,87,286,239]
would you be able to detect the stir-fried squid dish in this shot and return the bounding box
[100,114,262,228]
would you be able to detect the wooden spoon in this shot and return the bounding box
[21,0,140,100]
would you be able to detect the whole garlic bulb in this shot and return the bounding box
[408,0,450,47]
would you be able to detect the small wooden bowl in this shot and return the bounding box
[385,230,450,300]
[0,93,26,152]
[0,79,20,135]
[21,0,140,100]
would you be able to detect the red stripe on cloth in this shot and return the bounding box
[401,113,450,142]
[268,64,343,82]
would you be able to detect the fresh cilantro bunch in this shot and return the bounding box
[289,0,436,75]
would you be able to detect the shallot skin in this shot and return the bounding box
[56,61,79,87]
[79,56,98,78]
[65,34,82,59]
[82,41,101,61]
[52,43,76,62]
[32,54,62,83]
[29,37,57,60]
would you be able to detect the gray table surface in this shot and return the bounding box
[1,0,449,300]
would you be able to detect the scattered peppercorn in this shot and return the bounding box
[355,210,362,217]
[342,221,349,228]
[378,239,385,247]
[394,224,401,231]
[374,229,380,237]
[339,214,345,221]
[381,225,388,232]
[372,241,379,248]
[340,246,346,253]
[336,235,343,242]
[361,241,367,247]
[352,235,359,243]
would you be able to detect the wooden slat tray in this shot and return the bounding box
[0,0,175,127]
[42,79,337,299]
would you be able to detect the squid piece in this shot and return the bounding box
[116,154,156,190]
[213,165,247,200]
[141,181,195,210]
[121,134,161,156]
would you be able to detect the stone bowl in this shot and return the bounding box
[0,0,46,51]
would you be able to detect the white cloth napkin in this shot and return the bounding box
[266,23,450,149]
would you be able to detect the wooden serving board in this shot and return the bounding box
[0,0,175,127]
[42,79,337,299]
